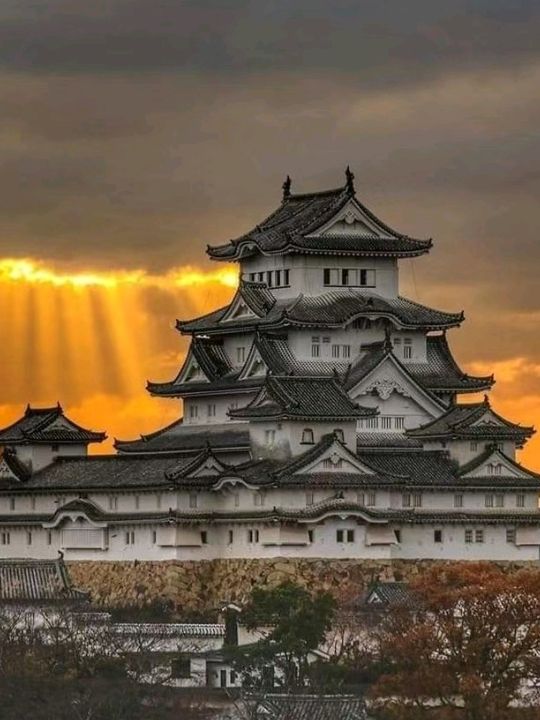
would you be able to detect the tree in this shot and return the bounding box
[232,581,337,690]
[368,563,540,720]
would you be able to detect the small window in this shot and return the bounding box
[485,494,494,508]
[189,404,199,419]
[402,493,411,508]
[156,493,162,509]
[413,493,422,508]
[495,494,504,508]
[306,491,314,506]
[323,268,331,285]
[189,492,198,509]
[311,344,320,358]
[394,417,405,430]
[265,429,276,446]
[125,531,135,545]
[465,529,473,544]
[200,531,208,544]
[1,531,10,545]
[253,492,265,507]
[9,498,15,511]
[367,491,376,507]
[228,530,234,544]
[247,529,260,543]
[394,529,401,543]
[454,494,463,508]
[207,404,216,418]
[341,269,350,286]
[381,417,392,430]
[233,492,240,508]
[434,529,443,543]
[275,269,281,286]
[475,529,484,543]
[403,345,412,360]
[266,270,273,287]
[308,530,314,543]
[152,530,157,544]
[26,531,32,546]
[134,495,140,510]
[283,269,290,286]
[506,528,516,543]
[470,441,478,451]
[236,347,246,363]
[356,491,365,506]
[331,345,340,358]
[366,417,379,430]
[31,497,36,510]
[109,496,118,510]
[336,529,354,543]
[301,428,314,444]
[342,345,351,359]
[517,494,525,508]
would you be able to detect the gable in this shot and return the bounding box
[349,354,443,418]
[462,449,535,479]
[221,292,258,323]
[307,198,388,238]
[238,346,268,381]
[470,409,506,429]
[295,439,375,475]
[0,457,19,481]
[187,456,227,478]
[176,351,210,385]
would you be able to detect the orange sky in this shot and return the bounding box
[0,256,539,470]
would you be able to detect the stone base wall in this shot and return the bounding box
[67,558,538,617]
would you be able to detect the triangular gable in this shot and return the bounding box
[293,438,375,476]
[40,416,85,434]
[461,447,537,479]
[306,198,389,238]
[220,290,258,323]
[469,408,512,429]
[166,449,227,481]
[238,343,268,381]
[0,456,20,481]
[187,455,227,478]
[349,353,444,418]
[175,348,211,385]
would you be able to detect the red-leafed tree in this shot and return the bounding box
[368,563,540,720]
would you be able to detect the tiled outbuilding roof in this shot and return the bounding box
[252,694,367,720]
[0,405,106,445]
[0,557,88,604]
[407,397,534,444]
[207,179,431,261]
[362,581,418,609]
[229,376,375,421]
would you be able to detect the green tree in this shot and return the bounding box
[233,581,337,690]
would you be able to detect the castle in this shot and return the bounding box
[1,169,539,564]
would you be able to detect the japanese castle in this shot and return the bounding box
[1,169,539,563]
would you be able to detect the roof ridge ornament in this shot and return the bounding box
[282,175,292,202]
[345,166,355,195]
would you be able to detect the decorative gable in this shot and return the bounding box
[461,448,536,479]
[307,198,387,238]
[187,455,226,478]
[221,293,258,323]
[238,346,268,380]
[470,409,506,428]
[349,354,443,418]
[0,457,20,481]
[176,351,210,385]
[295,438,375,475]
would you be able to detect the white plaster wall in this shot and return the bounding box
[16,444,88,472]
[422,440,517,465]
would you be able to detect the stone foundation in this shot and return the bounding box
[67,558,539,617]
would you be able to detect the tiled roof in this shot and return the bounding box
[230,376,375,421]
[0,449,31,483]
[457,445,540,480]
[0,405,106,445]
[115,420,250,455]
[362,581,418,609]
[252,694,367,720]
[0,557,88,604]
[178,292,462,335]
[113,622,225,637]
[356,433,422,449]
[207,180,430,261]
[408,398,534,443]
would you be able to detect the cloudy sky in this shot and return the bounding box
[1,1,540,464]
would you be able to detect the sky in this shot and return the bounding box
[0,1,540,465]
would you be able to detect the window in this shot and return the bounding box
[233,492,240,508]
[311,343,320,358]
[254,492,265,507]
[257,272,264,281]
[9,498,15,511]
[394,529,401,543]
[324,268,375,287]
[283,269,290,286]
[341,269,350,286]
[465,529,473,544]
[342,345,351,359]
[265,430,276,446]
[275,270,281,287]
[301,428,314,445]
[367,491,376,507]
[156,493,162,509]
[475,529,484,543]
[47,531,52,545]
[236,347,246,363]
[357,491,365,505]
[366,417,379,430]
[506,528,516,544]
[394,417,405,430]
[485,494,494,508]
[322,458,343,470]
[189,404,199,420]
[403,339,412,360]
[333,428,344,442]
[26,531,32,546]
[434,529,443,543]
[189,492,198,509]
[125,531,135,545]
[382,417,392,430]
[109,496,118,510]
[1,531,10,545]
[413,493,422,508]
[200,531,208,544]
[247,529,260,543]
[207,404,216,418]
[323,268,331,285]
[402,493,411,508]
[134,495,140,510]
[152,530,157,544]
[517,494,525,508]
[454,494,463,508]
[31,497,36,510]
[336,529,355,543]
[495,493,504,508]
[306,491,314,506]
[332,344,340,358]
[470,441,478,451]
[266,271,273,287]
[308,530,314,543]
[228,530,234,544]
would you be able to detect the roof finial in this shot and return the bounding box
[383,325,393,352]
[345,166,355,195]
[282,175,292,202]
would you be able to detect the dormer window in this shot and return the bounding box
[301,428,314,445]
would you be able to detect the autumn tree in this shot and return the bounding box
[368,563,540,720]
